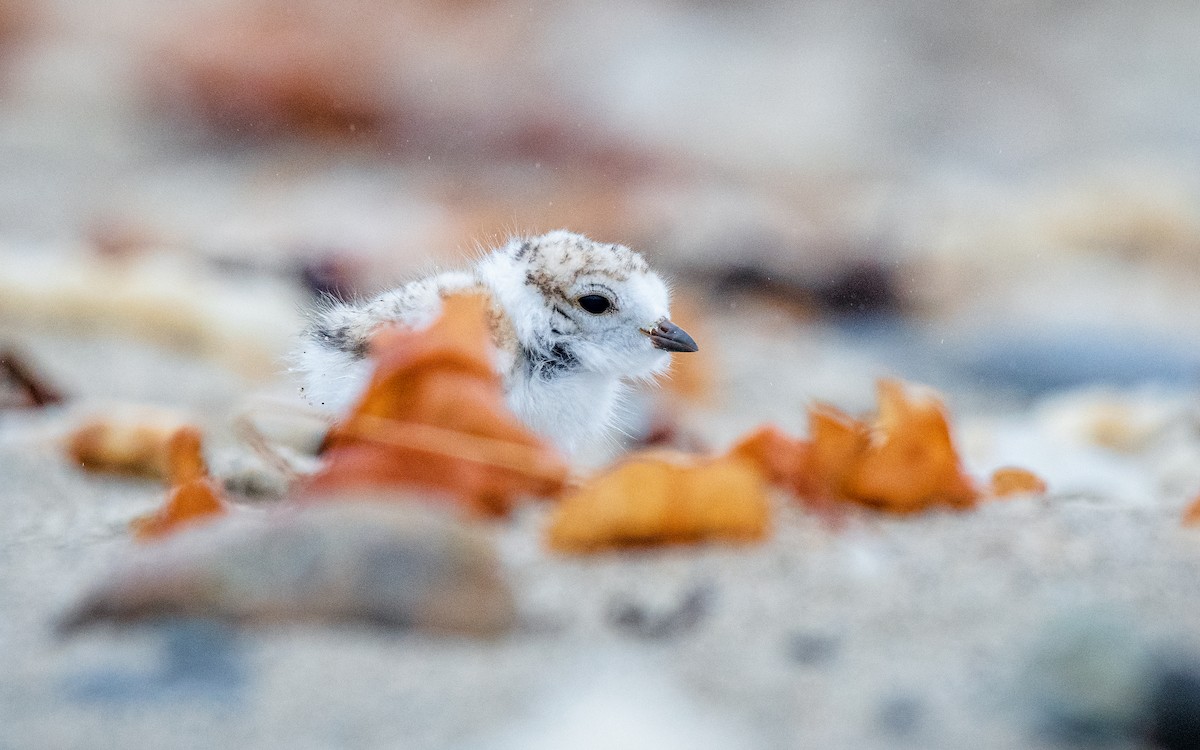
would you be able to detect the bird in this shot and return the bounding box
[292,230,699,455]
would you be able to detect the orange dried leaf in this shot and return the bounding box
[735,380,978,513]
[1182,495,1200,527]
[989,467,1047,498]
[729,424,811,488]
[305,293,569,515]
[805,404,870,501]
[725,381,982,515]
[838,380,978,512]
[131,427,229,541]
[546,453,770,553]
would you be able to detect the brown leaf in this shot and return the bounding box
[546,452,770,553]
[837,380,978,512]
[989,467,1048,498]
[804,404,871,503]
[305,293,569,515]
[130,427,230,541]
[728,379,980,514]
[729,424,811,489]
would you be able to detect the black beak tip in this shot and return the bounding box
[649,320,699,353]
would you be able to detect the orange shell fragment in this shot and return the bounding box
[989,467,1048,498]
[131,427,229,541]
[546,452,771,553]
[304,293,569,516]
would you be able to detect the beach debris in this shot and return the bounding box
[0,250,301,378]
[305,293,569,516]
[608,584,713,640]
[1034,388,1181,454]
[813,380,978,512]
[729,425,813,495]
[547,378,1043,552]
[0,347,63,408]
[61,502,517,637]
[65,409,194,479]
[732,379,979,513]
[812,261,903,317]
[130,427,230,541]
[223,398,328,497]
[706,259,904,319]
[989,467,1048,498]
[546,452,769,553]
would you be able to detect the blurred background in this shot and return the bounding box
[1,0,1200,419]
[6,6,1200,747]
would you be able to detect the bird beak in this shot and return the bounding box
[640,319,699,353]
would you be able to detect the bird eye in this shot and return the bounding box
[577,294,612,314]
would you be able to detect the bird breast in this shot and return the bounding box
[504,369,624,455]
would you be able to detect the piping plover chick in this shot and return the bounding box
[293,230,698,454]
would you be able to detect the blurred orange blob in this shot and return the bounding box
[1182,495,1200,527]
[305,293,569,516]
[546,452,770,553]
[131,427,229,540]
[989,467,1048,498]
[729,424,811,490]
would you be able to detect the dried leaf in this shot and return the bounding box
[546,452,770,553]
[63,502,516,637]
[838,380,978,512]
[803,404,869,502]
[65,411,192,479]
[306,293,569,515]
[989,467,1048,498]
[130,427,230,541]
[729,424,811,489]
[730,380,980,513]
[727,424,846,521]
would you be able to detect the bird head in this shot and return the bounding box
[478,230,698,380]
